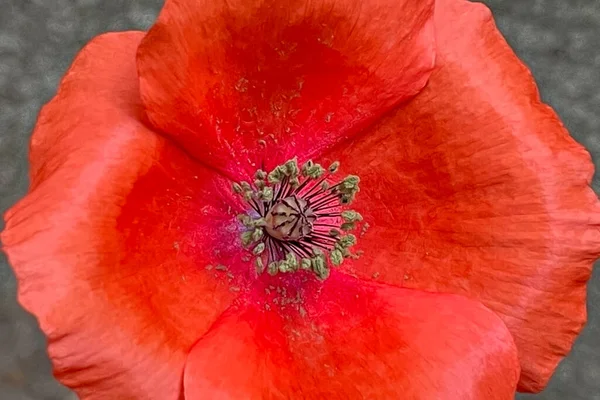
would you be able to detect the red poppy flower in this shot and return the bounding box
[2,0,599,399]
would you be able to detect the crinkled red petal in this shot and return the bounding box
[136,0,435,179]
[323,0,600,392]
[1,32,244,399]
[184,273,520,399]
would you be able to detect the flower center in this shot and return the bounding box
[264,195,316,241]
[232,158,363,280]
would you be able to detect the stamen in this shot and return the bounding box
[232,158,363,280]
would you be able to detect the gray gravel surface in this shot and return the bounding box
[0,0,598,399]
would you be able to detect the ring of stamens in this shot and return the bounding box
[233,158,362,280]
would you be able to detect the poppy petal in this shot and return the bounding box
[1,32,242,399]
[136,0,435,180]
[323,0,600,392]
[184,273,520,400]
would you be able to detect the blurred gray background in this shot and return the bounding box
[0,0,598,399]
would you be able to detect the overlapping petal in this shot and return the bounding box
[323,0,600,391]
[184,273,520,400]
[1,32,246,399]
[136,0,436,179]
